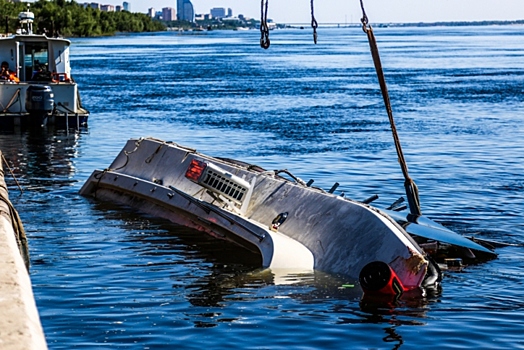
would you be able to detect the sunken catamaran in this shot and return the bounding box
[0,7,89,128]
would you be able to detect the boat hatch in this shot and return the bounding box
[185,158,253,211]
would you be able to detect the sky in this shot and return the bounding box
[123,0,524,24]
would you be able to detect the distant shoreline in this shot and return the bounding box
[379,19,524,27]
[283,19,524,28]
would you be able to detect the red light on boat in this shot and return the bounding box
[185,159,207,182]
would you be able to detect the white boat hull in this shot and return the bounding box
[80,137,430,292]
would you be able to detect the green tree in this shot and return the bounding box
[0,0,165,37]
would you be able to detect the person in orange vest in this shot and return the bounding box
[1,61,20,82]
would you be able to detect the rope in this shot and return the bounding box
[0,156,30,270]
[274,169,307,186]
[310,0,318,44]
[93,138,145,197]
[360,0,369,30]
[1,88,21,113]
[2,154,23,193]
[145,144,163,164]
[260,0,270,49]
[259,0,318,48]
[359,0,422,216]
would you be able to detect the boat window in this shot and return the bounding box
[24,42,49,80]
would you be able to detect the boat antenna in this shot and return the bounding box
[359,0,422,216]
[260,0,270,49]
[310,0,318,44]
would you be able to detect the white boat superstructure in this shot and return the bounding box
[0,8,88,128]
[80,137,497,297]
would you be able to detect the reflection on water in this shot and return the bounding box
[0,126,85,191]
[1,27,523,349]
[72,198,432,325]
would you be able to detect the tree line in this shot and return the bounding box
[0,0,165,37]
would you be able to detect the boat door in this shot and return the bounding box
[19,42,50,81]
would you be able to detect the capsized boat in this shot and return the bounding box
[0,7,89,128]
[80,137,497,297]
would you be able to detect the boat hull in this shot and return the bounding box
[0,82,88,129]
[80,137,430,291]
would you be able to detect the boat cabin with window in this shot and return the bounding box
[0,8,89,128]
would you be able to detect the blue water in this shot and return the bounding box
[1,26,524,349]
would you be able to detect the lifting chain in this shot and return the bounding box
[310,0,318,44]
[260,0,270,49]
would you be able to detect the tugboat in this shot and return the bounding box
[0,7,89,128]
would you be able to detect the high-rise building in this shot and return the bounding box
[162,7,176,22]
[177,0,194,22]
[123,2,130,12]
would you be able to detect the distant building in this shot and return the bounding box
[101,5,115,12]
[227,8,233,17]
[82,2,130,12]
[195,13,212,21]
[210,8,226,19]
[148,8,155,18]
[162,7,176,22]
[177,0,194,22]
[123,1,130,12]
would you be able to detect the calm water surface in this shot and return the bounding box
[1,26,524,349]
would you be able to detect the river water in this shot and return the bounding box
[1,26,523,349]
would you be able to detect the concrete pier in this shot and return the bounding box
[0,151,47,350]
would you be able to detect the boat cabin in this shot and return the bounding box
[0,9,88,128]
[0,11,71,83]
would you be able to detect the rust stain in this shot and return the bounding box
[405,247,426,274]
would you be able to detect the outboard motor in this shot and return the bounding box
[359,261,407,298]
[25,85,54,126]
[359,258,442,299]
